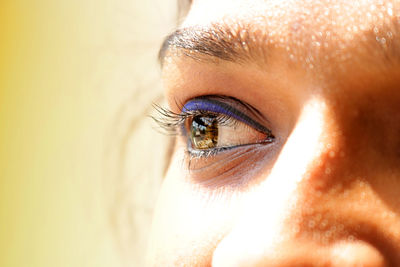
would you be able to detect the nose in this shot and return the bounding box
[212,99,387,267]
[213,234,386,267]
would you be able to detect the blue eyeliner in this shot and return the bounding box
[182,97,271,134]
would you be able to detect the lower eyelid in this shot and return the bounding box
[184,143,275,188]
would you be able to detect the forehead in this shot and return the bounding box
[182,0,400,69]
[186,0,397,30]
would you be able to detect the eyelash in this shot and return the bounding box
[152,104,239,136]
[152,96,274,162]
[153,105,246,168]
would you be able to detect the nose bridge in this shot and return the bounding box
[211,98,383,266]
[265,97,344,199]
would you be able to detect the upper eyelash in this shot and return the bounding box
[152,104,239,136]
[152,95,275,141]
[152,97,275,162]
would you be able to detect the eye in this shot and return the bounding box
[152,95,276,186]
[182,96,274,154]
[187,113,272,151]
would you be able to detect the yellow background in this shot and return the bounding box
[0,0,175,266]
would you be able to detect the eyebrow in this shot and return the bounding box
[158,23,266,66]
[159,21,400,68]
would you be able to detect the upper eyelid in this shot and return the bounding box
[152,95,274,141]
[182,96,272,134]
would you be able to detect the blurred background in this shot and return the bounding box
[0,0,176,266]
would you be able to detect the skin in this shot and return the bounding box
[149,0,400,266]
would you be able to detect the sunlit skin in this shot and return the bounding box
[149,0,400,266]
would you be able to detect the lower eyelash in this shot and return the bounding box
[187,144,231,158]
[184,145,233,170]
[153,105,240,164]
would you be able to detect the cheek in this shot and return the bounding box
[148,150,239,266]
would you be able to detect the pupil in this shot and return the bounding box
[190,115,218,149]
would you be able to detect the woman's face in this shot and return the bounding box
[149,0,400,265]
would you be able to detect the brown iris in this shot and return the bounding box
[190,115,218,149]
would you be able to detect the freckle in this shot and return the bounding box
[326,143,332,149]
[358,179,367,187]
[346,32,354,40]
[376,36,387,45]
[325,229,333,238]
[325,167,331,175]
[325,31,331,37]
